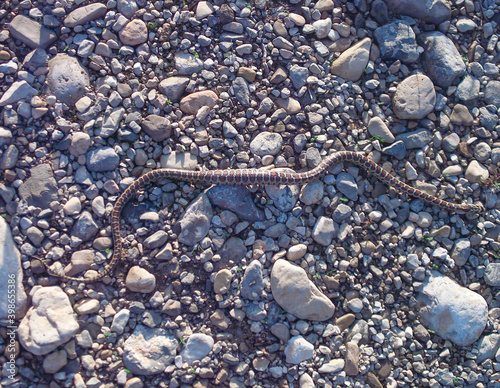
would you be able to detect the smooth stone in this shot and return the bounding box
[367,117,395,143]
[180,333,214,365]
[484,263,500,287]
[393,74,436,119]
[450,104,474,126]
[176,193,213,246]
[206,186,265,222]
[241,260,264,300]
[331,38,371,82]
[484,81,500,107]
[119,19,148,46]
[158,77,189,102]
[180,91,218,115]
[250,132,283,156]
[64,4,107,28]
[386,0,450,24]
[464,160,488,183]
[271,259,335,321]
[0,81,37,106]
[9,15,57,49]
[47,54,89,105]
[125,266,156,293]
[417,271,487,346]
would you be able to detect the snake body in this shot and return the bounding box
[41,151,483,283]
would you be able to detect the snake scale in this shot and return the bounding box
[40,151,484,283]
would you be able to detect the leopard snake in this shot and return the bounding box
[40,151,484,283]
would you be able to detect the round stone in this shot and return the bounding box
[119,19,148,46]
[393,74,436,119]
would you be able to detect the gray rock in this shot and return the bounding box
[265,169,300,212]
[72,211,98,242]
[47,54,89,105]
[142,115,172,142]
[484,81,500,107]
[206,186,265,222]
[418,32,466,88]
[18,287,79,355]
[0,81,37,107]
[455,74,480,101]
[485,263,500,287]
[23,48,48,72]
[319,359,344,373]
[396,128,432,149]
[290,65,308,89]
[374,20,419,63]
[465,160,488,184]
[241,260,264,300]
[336,172,358,201]
[18,164,58,208]
[86,147,119,172]
[312,216,336,246]
[450,104,473,126]
[158,77,189,102]
[125,266,156,293]
[176,193,213,246]
[0,217,27,322]
[160,151,198,170]
[344,342,360,376]
[299,180,324,205]
[119,19,148,46]
[479,106,498,131]
[180,333,214,365]
[123,325,177,375]
[330,38,371,82]
[232,77,250,106]
[117,0,138,18]
[451,239,471,267]
[382,140,407,159]
[417,271,487,346]
[9,15,57,49]
[64,4,107,28]
[250,132,283,156]
[386,0,450,24]
[98,107,125,138]
[43,350,68,374]
[367,117,395,143]
[476,334,500,363]
[392,74,436,119]
[175,52,203,75]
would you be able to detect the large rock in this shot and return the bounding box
[123,325,177,375]
[47,54,89,105]
[418,32,466,88]
[374,20,419,63]
[18,287,79,355]
[142,115,172,142]
[9,15,57,49]
[417,271,487,346]
[330,38,371,82]
[271,259,335,321]
[0,217,27,323]
[64,4,107,28]
[18,164,58,208]
[386,0,451,24]
[393,74,436,119]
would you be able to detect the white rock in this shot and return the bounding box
[417,271,487,346]
[284,335,314,364]
[180,333,214,365]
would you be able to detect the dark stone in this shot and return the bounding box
[207,185,265,222]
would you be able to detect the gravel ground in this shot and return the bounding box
[0,0,500,387]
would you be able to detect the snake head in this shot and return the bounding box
[471,203,485,214]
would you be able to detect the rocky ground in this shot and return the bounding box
[0,0,500,387]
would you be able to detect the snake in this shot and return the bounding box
[39,151,484,283]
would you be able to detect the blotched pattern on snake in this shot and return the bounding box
[39,151,484,283]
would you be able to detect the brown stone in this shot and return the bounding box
[180,91,218,115]
[119,19,148,46]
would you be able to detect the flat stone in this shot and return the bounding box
[9,15,57,49]
[158,77,189,102]
[396,128,432,150]
[331,38,371,81]
[0,81,37,107]
[18,164,58,208]
[180,91,218,115]
[485,263,500,287]
[393,74,436,119]
[142,115,172,142]
[174,52,203,75]
[64,4,107,28]
[417,271,487,346]
[367,117,395,143]
[450,104,474,126]
[271,259,335,321]
[484,81,500,107]
[455,75,480,101]
[176,193,213,246]
[250,132,283,156]
[207,185,264,222]
[284,336,314,364]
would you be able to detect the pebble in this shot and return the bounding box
[125,266,156,293]
[284,336,314,364]
[9,15,57,49]
[119,20,148,46]
[64,4,107,28]
[176,193,213,246]
[271,259,335,321]
[0,81,37,106]
[180,333,214,365]
[180,90,218,115]
[319,359,344,373]
[465,160,489,183]
[484,264,500,287]
[86,147,119,172]
[367,117,395,143]
[241,260,264,300]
